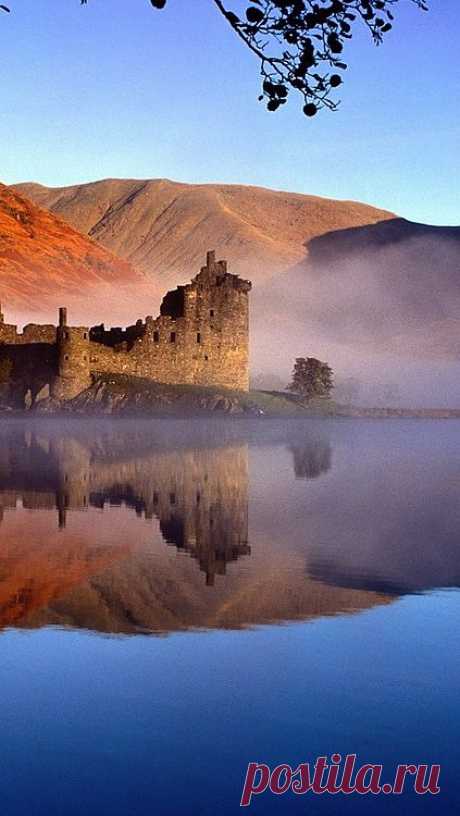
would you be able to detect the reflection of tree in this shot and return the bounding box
[290,438,332,480]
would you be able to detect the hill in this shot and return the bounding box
[248,217,460,407]
[14,178,394,286]
[8,179,460,406]
[0,183,153,325]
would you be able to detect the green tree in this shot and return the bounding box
[2,1,428,117]
[288,357,333,401]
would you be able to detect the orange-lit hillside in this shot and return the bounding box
[0,183,152,325]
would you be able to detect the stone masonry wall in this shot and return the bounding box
[85,252,251,391]
[0,252,252,403]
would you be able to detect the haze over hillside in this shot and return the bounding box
[254,216,460,405]
[0,183,153,326]
[0,425,391,634]
[7,179,460,406]
[14,178,394,286]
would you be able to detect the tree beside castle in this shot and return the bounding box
[288,358,334,403]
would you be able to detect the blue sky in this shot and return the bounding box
[1,0,459,224]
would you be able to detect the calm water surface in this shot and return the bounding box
[0,418,458,815]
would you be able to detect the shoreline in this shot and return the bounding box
[0,407,459,420]
[1,376,458,419]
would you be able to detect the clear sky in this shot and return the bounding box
[1,0,459,224]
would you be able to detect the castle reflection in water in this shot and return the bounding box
[0,427,253,587]
[0,423,333,589]
[1,418,458,636]
[0,421,343,634]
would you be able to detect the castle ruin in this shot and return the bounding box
[0,252,252,406]
[0,428,250,595]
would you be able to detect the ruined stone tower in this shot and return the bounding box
[0,252,252,405]
[52,308,92,400]
[150,250,252,391]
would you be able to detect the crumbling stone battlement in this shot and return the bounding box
[0,252,252,407]
[0,313,56,345]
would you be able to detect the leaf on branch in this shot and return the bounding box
[246,7,264,24]
[217,0,428,119]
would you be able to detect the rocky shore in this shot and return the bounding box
[1,373,459,418]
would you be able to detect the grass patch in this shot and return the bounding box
[87,373,337,417]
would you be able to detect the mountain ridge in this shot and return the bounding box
[14,177,395,286]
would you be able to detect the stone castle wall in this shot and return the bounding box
[0,252,252,404]
[0,323,56,344]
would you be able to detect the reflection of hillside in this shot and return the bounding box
[0,422,392,634]
[0,504,388,637]
[21,554,391,635]
[0,513,137,628]
[300,435,460,595]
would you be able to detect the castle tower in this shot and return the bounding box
[52,308,91,400]
[159,252,252,391]
[188,251,252,391]
[54,437,91,527]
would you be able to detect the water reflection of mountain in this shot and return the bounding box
[295,424,460,596]
[2,419,457,635]
[0,421,391,634]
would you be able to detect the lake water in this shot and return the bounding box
[0,418,458,815]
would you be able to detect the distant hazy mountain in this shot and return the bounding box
[252,215,460,405]
[8,179,460,405]
[0,183,152,325]
[262,216,460,358]
[14,178,394,286]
